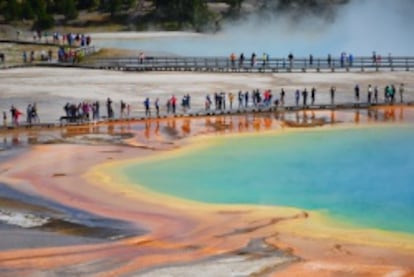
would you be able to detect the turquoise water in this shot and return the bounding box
[122,126,414,233]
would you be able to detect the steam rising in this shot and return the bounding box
[95,0,414,57]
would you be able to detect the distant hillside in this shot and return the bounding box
[0,0,350,32]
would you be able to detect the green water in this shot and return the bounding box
[121,126,414,234]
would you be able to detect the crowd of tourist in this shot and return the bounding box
[1,83,408,127]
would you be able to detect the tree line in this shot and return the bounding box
[0,0,347,31]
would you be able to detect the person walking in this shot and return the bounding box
[311,87,316,105]
[280,89,285,106]
[295,89,300,106]
[354,84,360,102]
[330,86,336,104]
[155,98,160,117]
[367,84,372,104]
[399,83,405,103]
[228,93,234,110]
[144,97,151,117]
[302,88,308,107]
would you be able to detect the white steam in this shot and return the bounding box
[94,0,414,57]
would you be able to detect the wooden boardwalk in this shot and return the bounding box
[1,102,413,131]
[91,56,414,73]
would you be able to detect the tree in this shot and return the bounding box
[21,0,36,19]
[3,0,20,21]
[63,0,78,20]
[153,0,211,28]
[108,0,122,17]
[34,6,55,29]
[77,0,99,10]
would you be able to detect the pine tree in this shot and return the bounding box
[64,0,78,20]
[3,0,20,21]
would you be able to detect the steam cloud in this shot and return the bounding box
[219,0,414,57]
[95,0,414,57]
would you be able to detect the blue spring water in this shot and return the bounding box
[121,125,414,233]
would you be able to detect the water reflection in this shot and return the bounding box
[0,107,412,150]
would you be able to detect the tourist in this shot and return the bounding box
[367,84,372,104]
[348,53,353,67]
[238,90,243,108]
[244,91,249,108]
[309,54,313,67]
[374,86,378,103]
[262,53,268,67]
[330,86,336,104]
[205,95,212,110]
[230,52,236,68]
[391,85,396,104]
[354,84,360,102]
[340,52,345,67]
[228,93,234,110]
[302,88,308,107]
[399,83,404,103]
[280,89,285,106]
[221,92,226,110]
[311,87,316,105]
[327,54,332,68]
[106,97,113,118]
[120,100,126,118]
[288,53,294,68]
[250,52,256,67]
[155,98,160,117]
[239,53,245,68]
[384,86,390,103]
[295,89,300,106]
[171,95,177,114]
[187,94,191,110]
[93,101,100,120]
[10,105,22,126]
[144,97,151,117]
[166,99,171,114]
[22,51,27,63]
[26,104,32,124]
[3,111,7,127]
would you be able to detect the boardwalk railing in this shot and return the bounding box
[92,56,414,72]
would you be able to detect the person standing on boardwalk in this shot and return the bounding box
[367,85,372,104]
[238,91,243,108]
[171,95,177,114]
[399,83,405,103]
[155,98,160,117]
[280,89,286,106]
[239,53,245,68]
[295,89,300,106]
[354,84,360,102]
[251,52,256,67]
[120,100,126,118]
[3,111,7,127]
[302,88,308,107]
[288,53,294,69]
[228,93,234,110]
[327,54,332,68]
[230,52,236,68]
[330,86,336,104]
[106,97,113,118]
[374,86,378,103]
[144,97,151,117]
[311,87,316,105]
